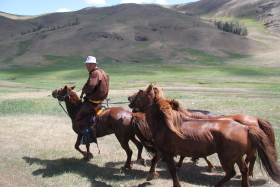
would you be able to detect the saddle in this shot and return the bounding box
[90,104,105,125]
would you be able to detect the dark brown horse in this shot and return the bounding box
[167,99,276,176]
[52,85,146,169]
[128,83,280,187]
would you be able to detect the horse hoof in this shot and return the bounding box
[86,152,94,159]
[207,168,215,172]
[121,165,133,170]
[147,172,159,181]
[138,158,147,166]
[83,153,94,160]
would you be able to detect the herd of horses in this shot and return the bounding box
[52,84,280,187]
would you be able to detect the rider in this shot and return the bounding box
[75,56,109,144]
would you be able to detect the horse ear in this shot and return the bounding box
[64,85,68,90]
[71,85,76,90]
[146,83,154,93]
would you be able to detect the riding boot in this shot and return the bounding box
[80,126,95,145]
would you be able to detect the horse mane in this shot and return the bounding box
[64,86,83,119]
[153,87,186,139]
[131,113,156,157]
[65,86,82,106]
[166,98,209,119]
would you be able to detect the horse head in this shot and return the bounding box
[52,85,76,101]
[128,83,156,109]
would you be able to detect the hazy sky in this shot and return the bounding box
[0,0,199,16]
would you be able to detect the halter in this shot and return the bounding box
[54,88,77,117]
[54,88,74,101]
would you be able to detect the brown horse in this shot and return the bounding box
[132,101,217,172]
[128,83,280,187]
[52,85,146,169]
[167,99,276,176]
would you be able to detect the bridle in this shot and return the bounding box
[54,88,79,117]
[54,88,75,101]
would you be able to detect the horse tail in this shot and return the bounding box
[131,113,157,157]
[248,126,280,183]
[258,118,276,151]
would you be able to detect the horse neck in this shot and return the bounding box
[64,93,81,119]
[144,93,164,134]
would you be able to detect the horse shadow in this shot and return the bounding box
[22,156,149,187]
[175,162,268,186]
[22,156,269,187]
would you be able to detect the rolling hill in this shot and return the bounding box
[169,0,280,35]
[0,2,276,67]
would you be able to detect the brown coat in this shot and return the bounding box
[83,67,109,101]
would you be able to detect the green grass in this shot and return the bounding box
[1,55,280,186]
[17,40,31,56]
[1,55,280,91]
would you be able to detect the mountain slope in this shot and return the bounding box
[0,4,261,67]
[169,0,280,35]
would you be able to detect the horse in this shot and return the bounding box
[128,83,280,187]
[132,101,217,172]
[167,99,276,176]
[52,85,146,169]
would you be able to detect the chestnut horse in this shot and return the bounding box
[52,85,146,169]
[132,101,216,172]
[167,99,276,176]
[128,84,280,187]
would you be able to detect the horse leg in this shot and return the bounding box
[203,156,216,172]
[215,157,237,187]
[236,157,250,187]
[118,138,133,170]
[75,134,92,159]
[85,143,93,159]
[176,156,185,168]
[147,151,162,181]
[245,153,256,177]
[130,135,146,166]
[163,153,181,187]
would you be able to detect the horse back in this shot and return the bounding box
[96,107,134,137]
[156,119,249,157]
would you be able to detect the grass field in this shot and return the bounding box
[1,57,280,187]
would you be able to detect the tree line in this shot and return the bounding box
[20,17,79,36]
[214,20,248,36]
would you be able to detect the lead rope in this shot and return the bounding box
[58,101,70,117]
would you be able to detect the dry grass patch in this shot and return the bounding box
[1,88,280,186]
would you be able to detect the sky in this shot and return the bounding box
[0,0,198,16]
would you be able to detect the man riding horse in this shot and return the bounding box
[75,56,109,144]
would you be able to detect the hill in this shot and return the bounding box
[0,3,267,67]
[169,0,280,35]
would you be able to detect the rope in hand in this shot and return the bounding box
[79,91,129,108]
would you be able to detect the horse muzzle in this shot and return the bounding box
[128,96,134,108]
[52,91,58,98]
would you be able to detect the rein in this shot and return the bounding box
[55,89,77,117]
[59,101,70,117]
[102,99,130,107]
[56,89,129,116]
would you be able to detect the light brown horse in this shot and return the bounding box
[52,85,146,169]
[167,99,276,176]
[128,83,280,187]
